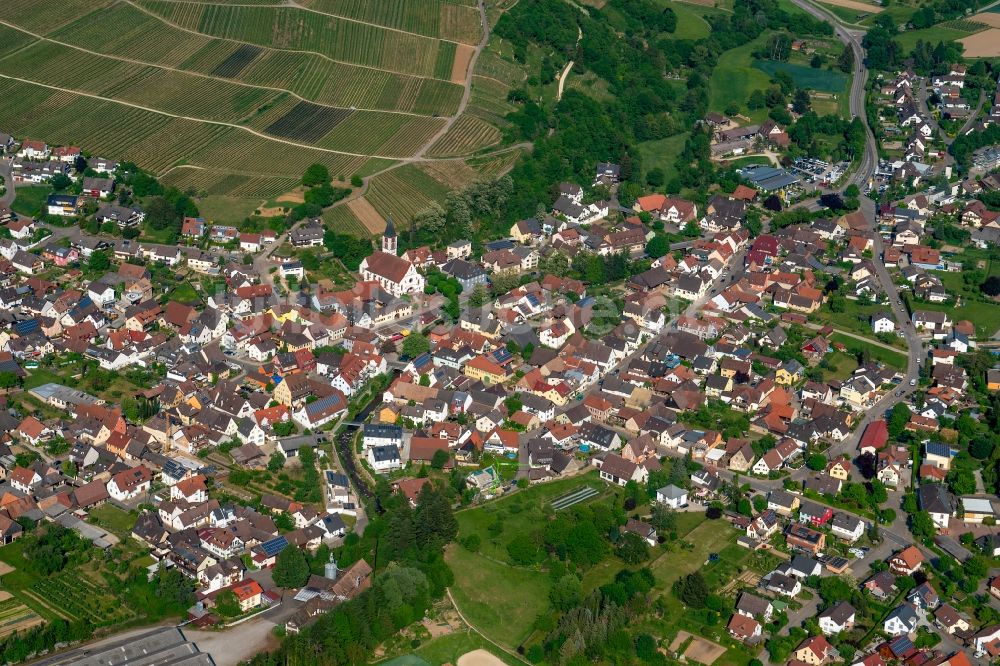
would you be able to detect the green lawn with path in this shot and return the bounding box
[667,3,713,39]
[412,630,521,665]
[830,332,908,370]
[445,545,551,648]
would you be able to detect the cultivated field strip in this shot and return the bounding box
[0,25,40,60]
[468,148,526,178]
[14,3,465,116]
[364,164,451,224]
[418,160,480,189]
[0,41,284,124]
[160,168,299,198]
[136,0,450,78]
[323,205,373,237]
[0,0,113,34]
[425,114,502,157]
[467,76,516,127]
[295,0,482,44]
[315,113,446,156]
[0,77,376,176]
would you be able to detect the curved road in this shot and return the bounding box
[790,0,925,404]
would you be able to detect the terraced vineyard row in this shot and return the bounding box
[313,112,445,156]
[297,0,482,44]
[323,205,372,237]
[137,0,449,78]
[0,41,284,124]
[364,164,452,225]
[12,4,465,116]
[467,76,516,128]
[426,114,502,157]
[0,77,382,176]
[0,0,112,33]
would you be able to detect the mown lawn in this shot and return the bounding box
[830,333,908,370]
[11,186,51,218]
[88,504,138,539]
[412,630,520,666]
[648,518,733,591]
[821,350,860,381]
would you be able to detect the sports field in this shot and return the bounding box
[0,0,519,224]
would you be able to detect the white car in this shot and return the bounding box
[909,379,916,386]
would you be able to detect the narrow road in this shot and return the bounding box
[0,156,14,209]
[556,61,574,101]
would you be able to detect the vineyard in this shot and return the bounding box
[324,204,374,236]
[31,571,138,627]
[0,0,521,212]
[364,165,452,226]
[137,1,449,78]
[426,114,502,157]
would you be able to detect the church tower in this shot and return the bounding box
[381,216,397,255]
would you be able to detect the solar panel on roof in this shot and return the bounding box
[261,536,288,557]
[491,349,513,364]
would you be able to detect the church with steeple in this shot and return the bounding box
[381,216,397,255]
[357,216,424,297]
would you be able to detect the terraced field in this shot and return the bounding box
[0,0,521,208]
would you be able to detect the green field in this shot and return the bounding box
[11,186,52,218]
[752,60,848,93]
[446,546,551,648]
[446,475,609,647]
[895,25,977,52]
[666,3,713,39]
[821,350,860,381]
[709,36,771,119]
[638,132,690,183]
[830,332,908,370]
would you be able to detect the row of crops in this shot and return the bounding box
[8,5,466,117]
[137,1,446,78]
[426,114,502,157]
[31,572,137,627]
[299,0,481,44]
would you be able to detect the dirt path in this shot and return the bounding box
[556,28,582,101]
[557,61,574,101]
[413,0,491,158]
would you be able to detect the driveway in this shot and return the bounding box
[183,594,300,666]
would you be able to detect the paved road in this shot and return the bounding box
[0,156,14,209]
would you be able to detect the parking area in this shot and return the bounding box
[790,157,849,186]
